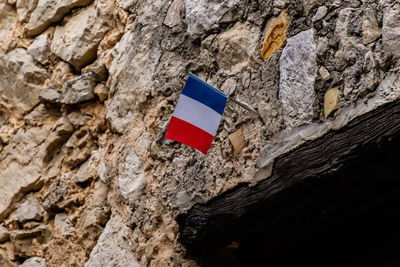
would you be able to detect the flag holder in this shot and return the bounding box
[227,97,260,117]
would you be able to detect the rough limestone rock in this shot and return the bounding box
[106,22,162,133]
[28,33,51,65]
[0,0,398,266]
[362,7,381,45]
[216,22,260,73]
[0,3,16,48]
[51,4,113,69]
[0,254,16,267]
[74,159,90,183]
[279,29,317,128]
[19,257,47,267]
[59,73,96,104]
[54,213,75,236]
[0,125,51,220]
[0,225,9,243]
[382,3,400,57]
[0,48,48,118]
[98,160,116,184]
[38,89,61,104]
[118,147,144,204]
[85,214,138,267]
[164,0,183,27]
[16,0,38,23]
[16,198,44,223]
[43,173,74,214]
[27,0,93,36]
[9,225,52,258]
[67,111,91,129]
[185,0,240,35]
[93,84,109,102]
[312,6,327,22]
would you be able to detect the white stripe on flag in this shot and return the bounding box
[172,94,222,136]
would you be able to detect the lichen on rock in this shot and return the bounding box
[261,10,290,60]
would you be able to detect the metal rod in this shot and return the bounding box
[227,97,259,116]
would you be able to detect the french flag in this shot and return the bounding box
[165,73,228,154]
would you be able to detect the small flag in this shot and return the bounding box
[165,73,228,154]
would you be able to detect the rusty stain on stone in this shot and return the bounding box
[324,87,340,119]
[260,10,290,60]
[228,128,246,155]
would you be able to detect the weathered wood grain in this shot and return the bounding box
[179,98,400,253]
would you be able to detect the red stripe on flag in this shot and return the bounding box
[165,116,215,154]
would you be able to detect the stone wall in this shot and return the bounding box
[0,0,398,266]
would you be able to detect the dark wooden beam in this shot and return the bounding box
[178,98,400,253]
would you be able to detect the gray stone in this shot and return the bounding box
[361,68,380,94]
[0,125,51,221]
[106,26,162,134]
[0,3,17,48]
[279,29,317,128]
[9,225,52,258]
[258,68,400,182]
[319,66,331,80]
[363,8,381,45]
[334,8,366,65]
[67,111,91,128]
[16,198,44,223]
[363,50,376,72]
[185,0,240,35]
[54,213,75,236]
[59,73,96,104]
[221,77,237,95]
[64,129,96,168]
[0,225,9,243]
[51,4,113,69]
[28,33,51,65]
[16,0,38,23]
[38,89,60,104]
[85,214,138,267]
[43,173,72,213]
[312,6,328,22]
[0,48,48,118]
[116,0,136,11]
[118,147,144,204]
[274,0,288,9]
[27,0,93,36]
[9,225,49,240]
[90,63,108,82]
[19,257,47,267]
[74,159,90,183]
[216,22,260,73]
[98,160,116,184]
[164,0,183,27]
[41,117,74,163]
[382,3,400,56]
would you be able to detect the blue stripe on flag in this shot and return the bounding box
[181,73,228,115]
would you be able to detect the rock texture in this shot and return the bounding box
[0,0,398,266]
[185,0,239,35]
[59,73,96,104]
[16,198,44,223]
[51,3,112,69]
[19,257,47,267]
[85,214,138,267]
[261,10,290,60]
[279,29,317,128]
[27,0,92,36]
